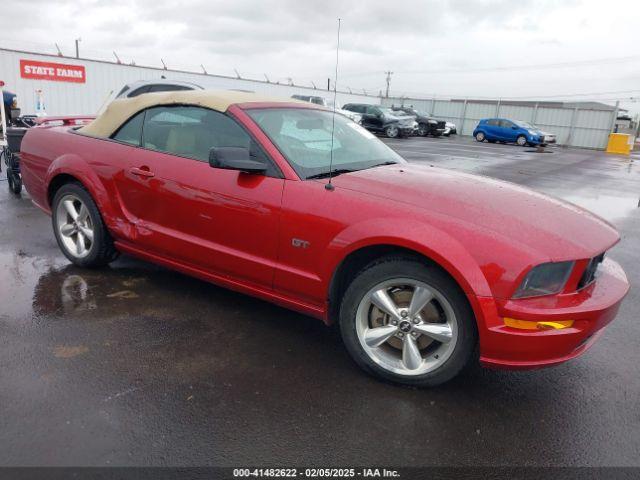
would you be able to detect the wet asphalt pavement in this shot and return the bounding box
[1,136,639,467]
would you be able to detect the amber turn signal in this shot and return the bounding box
[504,318,574,330]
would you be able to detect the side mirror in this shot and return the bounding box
[208,147,266,174]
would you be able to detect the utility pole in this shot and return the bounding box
[384,71,393,98]
[75,38,81,58]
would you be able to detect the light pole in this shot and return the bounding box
[75,38,81,58]
[384,71,393,98]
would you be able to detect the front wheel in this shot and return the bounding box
[339,257,477,387]
[475,131,485,142]
[52,182,119,268]
[516,135,527,146]
[385,125,399,138]
[417,123,428,137]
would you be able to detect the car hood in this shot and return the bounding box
[332,163,619,260]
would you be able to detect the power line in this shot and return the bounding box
[341,54,640,78]
[503,89,640,100]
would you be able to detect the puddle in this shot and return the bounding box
[556,193,640,222]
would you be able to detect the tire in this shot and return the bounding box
[417,123,428,137]
[475,131,485,142]
[339,256,477,387]
[9,172,22,195]
[52,182,119,268]
[385,125,399,138]
[516,135,527,147]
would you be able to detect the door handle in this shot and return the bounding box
[129,166,155,178]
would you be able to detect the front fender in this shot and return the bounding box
[321,217,493,299]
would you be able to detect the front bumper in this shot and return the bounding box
[529,134,556,145]
[474,258,629,369]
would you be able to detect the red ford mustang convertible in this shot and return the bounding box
[20,91,629,386]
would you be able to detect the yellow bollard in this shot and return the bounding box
[606,133,632,155]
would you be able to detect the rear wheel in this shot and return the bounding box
[339,257,477,387]
[52,182,119,268]
[516,135,527,146]
[7,168,22,195]
[475,131,485,142]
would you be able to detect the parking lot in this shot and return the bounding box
[1,135,639,467]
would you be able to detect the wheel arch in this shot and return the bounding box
[324,221,493,326]
[45,154,120,232]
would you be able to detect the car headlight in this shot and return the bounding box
[512,261,574,298]
[428,120,437,125]
[11,97,18,108]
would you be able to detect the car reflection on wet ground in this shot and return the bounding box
[0,136,639,467]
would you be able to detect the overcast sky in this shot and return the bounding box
[3,0,639,113]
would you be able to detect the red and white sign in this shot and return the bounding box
[20,59,86,83]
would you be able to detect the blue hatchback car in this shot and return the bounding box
[473,118,556,146]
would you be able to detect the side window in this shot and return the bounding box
[367,106,382,116]
[128,85,152,98]
[141,106,276,173]
[111,111,145,146]
[500,120,514,128]
[148,84,193,93]
[487,119,500,126]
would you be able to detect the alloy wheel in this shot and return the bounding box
[355,278,458,376]
[386,126,399,138]
[56,194,95,259]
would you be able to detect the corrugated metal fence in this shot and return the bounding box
[0,47,616,149]
[381,97,616,149]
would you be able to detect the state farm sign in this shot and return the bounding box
[20,59,86,83]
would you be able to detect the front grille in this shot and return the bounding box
[436,121,446,129]
[578,252,605,289]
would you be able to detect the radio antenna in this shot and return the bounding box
[325,17,341,191]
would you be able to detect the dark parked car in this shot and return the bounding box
[392,106,446,137]
[342,103,415,138]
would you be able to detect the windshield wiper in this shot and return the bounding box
[306,169,355,180]
[369,161,399,168]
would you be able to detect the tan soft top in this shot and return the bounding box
[80,89,302,138]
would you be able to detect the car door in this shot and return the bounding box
[365,106,384,131]
[485,118,500,140]
[351,105,372,129]
[110,105,284,289]
[499,119,517,141]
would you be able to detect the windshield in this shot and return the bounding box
[247,108,405,179]
[514,120,537,129]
